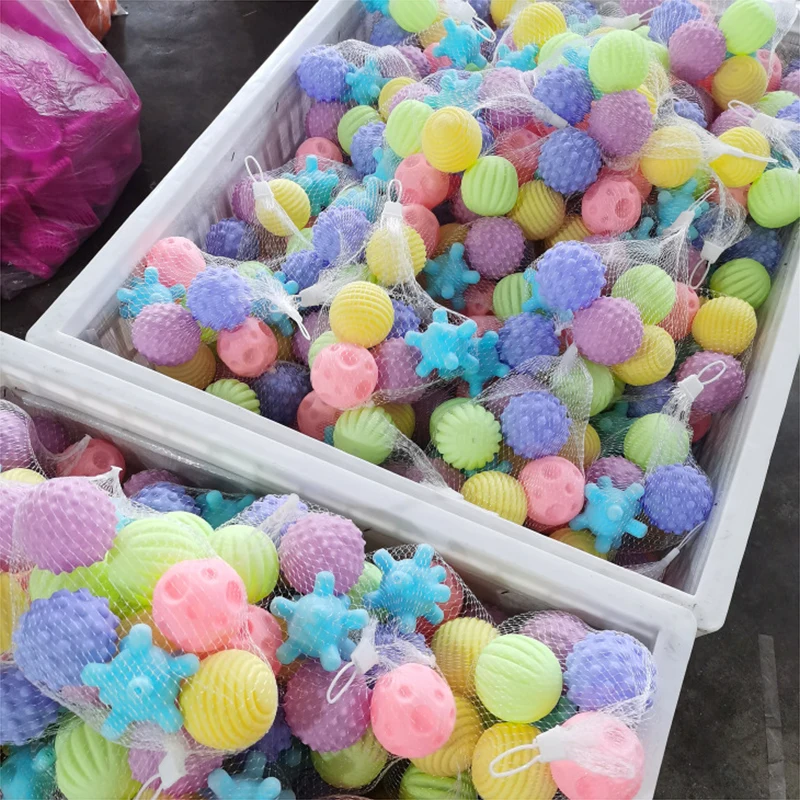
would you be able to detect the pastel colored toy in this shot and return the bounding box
[209,524,279,603]
[501,391,570,460]
[423,243,480,310]
[197,490,255,528]
[297,391,342,440]
[612,264,676,325]
[0,573,26,653]
[345,57,388,107]
[517,456,584,528]
[156,342,217,388]
[205,218,259,260]
[509,179,566,240]
[465,217,524,279]
[0,744,57,800]
[29,558,123,618]
[513,2,566,47]
[519,609,591,668]
[0,411,31,471]
[206,379,261,413]
[461,330,511,396]
[719,0,776,54]
[588,90,653,158]
[582,178,642,236]
[129,736,224,797]
[652,179,708,239]
[405,308,478,378]
[648,0,701,44]
[310,342,379,410]
[535,242,606,314]
[307,332,338,369]
[434,402,502,470]
[270,570,369,671]
[312,206,371,264]
[118,267,184,319]
[402,204,439,257]
[133,481,200,515]
[612,325,676,386]
[144,236,206,288]
[711,127,770,189]
[296,136,343,166]
[411,696,482,778]
[668,20,726,82]
[624,412,691,469]
[252,706,292,761]
[0,664,60,745]
[677,351,745,413]
[460,156,519,217]
[425,70,483,111]
[711,55,768,110]
[626,378,674,419]
[586,456,644,491]
[433,19,487,70]
[533,65,593,125]
[389,0,438,32]
[748,168,800,228]
[536,696,579,732]
[0,481,30,567]
[497,312,560,368]
[229,605,283,674]
[431,616,497,695]
[643,463,713,534]
[297,46,350,102]
[588,30,649,92]
[710,258,771,309]
[494,128,541,184]
[721,223,782,273]
[283,155,339,216]
[594,402,635,457]
[208,752,282,800]
[493,273,533,320]
[306,101,348,141]
[495,42,539,71]
[394,154,450,208]
[254,178,311,237]
[132,302,201,366]
[371,14,406,45]
[252,363,312,426]
[372,662,456,758]
[691,296,757,355]
[366,225,427,285]
[421,106,482,174]
[640,126,702,189]
[247,270,299,336]
[330,281,394,348]
[334,406,397,464]
[187,266,252,332]
[217,318,278,377]
[374,338,426,402]
[180,649,278,751]
[55,437,125,480]
[350,121,386,176]
[312,728,389,789]
[242,493,309,535]
[386,100,434,158]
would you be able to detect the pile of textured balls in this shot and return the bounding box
[113,0,798,569]
[0,401,657,800]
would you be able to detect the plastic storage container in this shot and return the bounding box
[26,0,800,634]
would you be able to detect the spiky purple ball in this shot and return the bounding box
[643,463,713,534]
[585,456,644,490]
[648,0,701,44]
[241,493,310,537]
[501,390,570,459]
[32,416,71,455]
[396,44,432,78]
[465,217,525,279]
[306,101,349,141]
[498,313,560,369]
[312,206,371,265]
[205,218,260,260]
[572,297,643,365]
[536,241,606,312]
[538,127,601,194]
[388,299,421,339]
[533,65,594,125]
[676,352,745,413]
[282,250,328,291]
[668,20,726,83]
[297,46,351,102]
[350,121,386,176]
[253,362,311,426]
[231,178,256,223]
[186,267,252,331]
[0,665,61,745]
[132,482,200,515]
[131,303,201,366]
[588,90,653,157]
[626,378,674,417]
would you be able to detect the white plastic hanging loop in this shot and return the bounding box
[694,358,728,386]
[327,661,359,705]
[245,155,275,206]
[381,178,405,223]
[690,259,711,289]
[326,620,381,704]
[488,742,542,778]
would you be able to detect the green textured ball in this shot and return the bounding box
[552,358,613,417]
[461,156,519,217]
[428,397,471,439]
[286,228,314,254]
[649,40,670,71]
[29,560,125,618]
[385,99,434,158]
[307,331,338,368]
[206,379,261,413]
[612,263,676,325]
[389,0,439,32]
[585,360,616,416]
[334,406,396,464]
[399,765,477,800]
[338,105,381,155]
[709,258,771,309]
[493,273,532,321]
[312,728,389,789]
[588,30,649,93]
[538,31,581,68]
[165,511,214,538]
[536,696,578,732]
[347,561,383,610]
[433,403,502,471]
[719,0,776,55]
[748,168,800,228]
[210,524,279,603]
[624,413,690,470]
[757,90,797,117]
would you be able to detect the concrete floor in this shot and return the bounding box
[2,2,798,797]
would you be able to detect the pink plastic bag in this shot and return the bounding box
[0,0,141,297]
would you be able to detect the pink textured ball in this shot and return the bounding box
[373,338,426,402]
[56,439,126,480]
[519,609,591,668]
[464,280,495,316]
[217,317,278,377]
[599,165,652,201]
[123,469,181,497]
[15,477,117,573]
[495,128,541,184]
[285,660,370,752]
[465,217,525,279]
[582,178,642,235]
[132,303,201,367]
[403,204,440,256]
[585,456,643,490]
[757,50,783,92]
[395,155,450,209]
[0,411,31,469]
[782,70,800,96]
[0,481,32,569]
[676,351,745,413]
[471,314,502,335]
[230,605,283,674]
[371,663,456,758]
[295,136,343,168]
[572,297,643,365]
[588,91,653,158]
[668,20,726,83]
[310,342,378,410]
[297,391,341,440]
[519,456,585,528]
[143,236,206,288]
[279,512,365,594]
[305,101,348,141]
[152,557,247,653]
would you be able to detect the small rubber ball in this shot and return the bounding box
[643,463,713,534]
[297,46,350,102]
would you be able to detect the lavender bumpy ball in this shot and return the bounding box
[312,206,371,265]
[0,665,61,745]
[720,223,782,273]
[533,65,594,126]
[588,90,653,158]
[122,469,180,497]
[297,46,351,102]
[32,416,71,455]
[536,242,606,313]
[132,482,200,515]
[648,0,701,44]
[374,338,425,402]
[253,363,311,427]
[186,267,252,332]
[282,250,328,291]
[538,127,601,194]
[585,456,644,489]
[676,352,745,413]
[465,217,525,279]
[0,410,30,469]
[130,303,200,366]
[241,493,310,537]
[306,101,349,141]
[626,378,674,418]
[498,313,560,369]
[370,15,406,46]
[782,70,800,96]
[0,481,31,568]
[231,178,256,223]
[350,121,386,176]
[388,299,421,339]
[396,44,432,78]
[573,297,643,365]
[252,706,293,761]
[519,610,591,669]
[643,463,713,534]
[501,391,571,459]
[668,20,726,83]
[479,68,535,132]
[14,589,119,692]
[205,218,260,261]
[710,106,755,136]
[674,99,706,128]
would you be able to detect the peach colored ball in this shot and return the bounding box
[582,178,642,235]
[659,283,700,340]
[297,391,342,440]
[57,439,126,480]
[598,165,651,200]
[217,318,278,377]
[395,154,450,209]
[403,203,440,256]
[311,342,378,410]
[495,128,541,184]
[470,315,502,335]
[464,280,495,316]
[229,605,283,675]
[143,236,206,287]
[519,456,585,528]
[295,137,343,168]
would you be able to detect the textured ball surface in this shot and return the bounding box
[330,281,394,348]
[648,0,701,43]
[748,168,800,228]
[612,263,676,325]
[144,236,205,288]
[0,480,31,569]
[582,177,643,235]
[711,127,770,188]
[421,107,482,173]
[519,609,592,668]
[461,156,519,217]
[431,617,498,695]
[156,342,216,388]
[334,406,396,464]
[0,413,31,471]
[313,206,371,264]
[519,456,585,527]
[493,274,533,320]
[586,456,644,490]
[573,297,644,365]
[252,362,312,426]
[691,296,757,355]
[433,403,502,471]
[206,379,261,413]
[719,0,777,54]
[338,106,382,155]
[350,121,386,176]
[312,728,389,788]
[311,342,378,410]
[624,413,691,469]
[374,338,426,402]
[612,325,676,386]
[709,258,771,309]
[537,242,606,313]
[533,65,593,125]
[411,696,482,778]
[465,217,524,279]
[589,30,650,92]
[461,471,528,524]
[501,391,570,459]
[509,180,565,240]
[0,664,60,745]
[640,126,702,188]
[643,463,713,533]
[386,100,434,158]
[297,46,350,102]
[210,524,279,603]
[366,226,427,285]
[668,20,726,82]
[538,128,602,194]
[498,313,560,368]
[676,351,746,413]
[255,178,311,237]
[513,2,567,47]
[712,55,768,110]
[132,303,201,366]
[400,765,477,800]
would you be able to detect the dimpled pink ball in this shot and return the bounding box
[56,439,126,479]
[465,217,525,279]
[217,317,278,377]
[471,314,502,335]
[572,297,643,365]
[757,50,783,92]
[582,178,642,235]
[464,280,495,316]
[395,155,450,210]
[371,663,456,758]
[152,557,247,653]
[0,481,32,569]
[132,303,201,367]
[588,91,653,158]
[374,338,426,402]
[229,605,283,674]
[403,203,440,256]
[297,391,341,440]
[0,411,31,469]
[519,456,585,528]
[305,101,348,141]
[295,136,343,168]
[310,342,378,410]
[668,20,726,83]
[144,236,206,287]
[520,609,591,668]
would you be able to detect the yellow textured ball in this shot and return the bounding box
[431,617,498,695]
[509,180,565,240]
[181,649,277,751]
[366,226,427,285]
[550,527,609,559]
[612,325,676,386]
[0,468,45,484]
[691,296,757,355]
[210,524,279,603]
[472,723,556,800]
[461,471,528,525]
[383,403,416,438]
[417,13,448,48]
[490,0,525,26]
[422,107,482,173]
[156,343,217,388]
[640,126,702,189]
[513,2,567,48]
[710,127,770,188]
[330,281,394,347]
[712,55,768,110]
[0,572,27,653]
[255,179,311,237]
[637,84,658,116]
[386,99,435,158]
[583,423,601,467]
[544,214,590,249]
[412,696,483,777]
[379,77,416,120]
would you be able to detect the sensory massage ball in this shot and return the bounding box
[461,471,528,525]
[132,303,201,366]
[0,664,60,745]
[624,413,691,469]
[255,178,311,237]
[612,264,676,325]
[330,281,394,348]
[668,20,726,82]
[501,391,570,459]
[519,609,592,668]
[612,325,676,386]
[519,456,586,527]
[712,55,768,109]
[334,406,397,464]
[748,168,800,228]
[513,2,567,47]
[710,127,770,188]
[465,217,525,279]
[421,106,482,173]
[493,274,533,320]
[461,156,520,217]
[585,456,644,490]
[143,236,205,288]
[297,391,341,439]
[311,342,379,410]
[589,30,650,93]
[582,178,642,235]
[676,351,746,413]
[311,728,389,789]
[433,403,502,471]
[386,100,434,158]
[366,225,427,284]
[252,362,312,426]
[156,343,217,388]
[691,296,757,355]
[643,463,714,533]
[209,524,279,603]
[432,617,498,695]
[338,106,382,155]
[709,258,771,309]
[374,338,426,402]
[509,180,565,241]
[719,0,777,54]
[640,126,702,189]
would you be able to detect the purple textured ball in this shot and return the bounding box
[132,303,202,366]
[668,20,726,83]
[312,206,371,265]
[284,661,370,752]
[538,127,601,194]
[297,46,350,102]
[676,351,745,414]
[776,99,800,122]
[368,623,432,678]
[0,664,61,745]
[186,267,252,332]
[648,0,701,44]
[465,218,525,279]
[205,218,259,261]
[710,106,754,136]
[16,478,117,573]
[122,469,181,498]
[643,463,713,534]
[396,44,432,78]
[782,70,800,96]
[501,390,570,459]
[293,309,328,363]
[585,456,644,490]
[14,588,119,692]
[0,410,31,469]
[479,68,535,132]
[498,313,560,369]
[533,65,594,125]
[519,610,592,669]
[132,481,200,515]
[306,101,348,141]
[351,121,386,177]
[252,362,311,426]
[536,241,605,313]
[450,186,481,224]
[565,630,657,710]
[588,90,653,158]
[370,14,406,46]
[241,493,310,537]
[0,481,32,569]
[478,118,495,154]
[374,338,426,402]
[572,297,643,365]
[388,299,421,339]
[32,416,72,455]
[252,706,293,761]
[279,512,365,594]
[627,378,674,417]
[282,250,328,291]
[720,223,782,273]
[674,99,706,128]
[231,178,256,223]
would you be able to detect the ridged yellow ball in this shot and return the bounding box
[544,214,590,248]
[691,296,757,355]
[490,0,525,26]
[462,156,520,216]
[417,12,448,48]
[472,723,557,800]
[550,527,608,559]
[330,281,394,347]
[709,258,771,309]
[710,127,770,188]
[181,649,278,751]
[0,572,27,653]
[312,728,389,788]
[513,2,567,48]
[334,406,397,464]
[712,56,768,110]
[30,560,125,618]
[431,617,498,695]
[366,225,427,285]
[509,180,565,240]
[637,84,658,116]
[0,468,45,484]
[379,77,416,120]
[412,696,483,777]
[493,273,532,321]
[422,107,482,173]
[156,342,217,388]
[389,0,439,33]
[748,168,800,228]
[386,99,434,158]
[583,423,601,467]
[210,524,279,603]
[461,471,528,525]
[383,403,416,438]
[55,721,140,800]
[255,179,311,237]
[719,0,776,54]
[640,126,702,189]
[338,105,381,155]
[612,325,676,386]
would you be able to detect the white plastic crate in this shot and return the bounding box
[26,0,800,634]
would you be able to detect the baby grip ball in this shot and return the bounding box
[400,765,477,800]
[389,0,439,32]
[611,264,676,325]
[431,617,498,695]
[711,127,770,188]
[311,728,389,789]
[255,179,311,237]
[209,524,279,603]
[395,154,450,209]
[330,281,395,348]
[386,100,435,158]
[366,225,427,285]
[513,2,566,47]
[719,0,776,55]
[712,56,768,109]
[461,156,519,217]
[748,168,800,228]
[624,413,690,469]
[709,258,771,309]
[311,342,379,410]
[588,30,650,93]
[217,318,278,378]
[519,456,585,528]
[338,105,381,155]
[691,296,757,355]
[461,471,528,525]
[379,77,417,120]
[509,180,565,240]
[640,126,702,189]
[493,273,532,321]
[334,406,397,464]
[421,107,482,173]
[612,325,676,386]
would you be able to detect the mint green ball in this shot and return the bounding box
[338,106,381,155]
[612,263,676,325]
[757,90,797,117]
[588,30,649,93]
[709,258,771,309]
[461,156,519,217]
[493,274,532,321]
[624,413,690,469]
[748,168,800,228]
[312,729,388,789]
